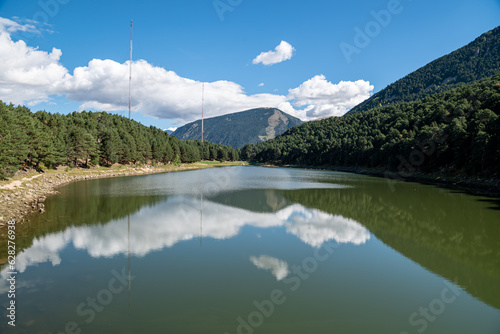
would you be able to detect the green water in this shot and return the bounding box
[1,166,499,333]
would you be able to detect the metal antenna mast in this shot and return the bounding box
[127,20,133,311]
[128,20,133,120]
[201,82,205,142]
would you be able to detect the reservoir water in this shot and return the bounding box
[1,166,499,333]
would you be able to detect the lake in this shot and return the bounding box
[1,166,499,333]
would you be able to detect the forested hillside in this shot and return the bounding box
[242,74,500,177]
[172,108,303,148]
[0,102,239,179]
[349,26,500,113]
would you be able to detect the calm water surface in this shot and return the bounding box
[1,166,499,333]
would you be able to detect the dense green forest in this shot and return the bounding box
[172,108,303,148]
[0,102,239,179]
[349,26,500,113]
[242,74,500,177]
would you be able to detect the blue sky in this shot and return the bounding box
[0,0,498,130]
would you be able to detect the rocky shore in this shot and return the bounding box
[0,164,212,226]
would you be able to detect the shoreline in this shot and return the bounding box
[1,162,498,227]
[257,163,500,197]
[0,163,217,226]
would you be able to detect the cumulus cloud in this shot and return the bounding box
[0,24,69,106]
[0,41,287,123]
[0,22,373,123]
[287,75,374,119]
[252,41,295,66]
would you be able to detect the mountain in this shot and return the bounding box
[242,74,500,177]
[349,26,500,114]
[172,108,303,149]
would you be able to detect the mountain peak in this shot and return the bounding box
[172,108,303,148]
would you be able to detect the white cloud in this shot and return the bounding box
[0,27,69,106]
[0,17,38,34]
[252,41,295,66]
[258,82,264,87]
[166,127,177,132]
[0,42,288,123]
[250,255,289,281]
[0,23,372,123]
[287,75,374,119]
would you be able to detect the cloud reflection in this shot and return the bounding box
[250,255,289,281]
[0,196,370,293]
